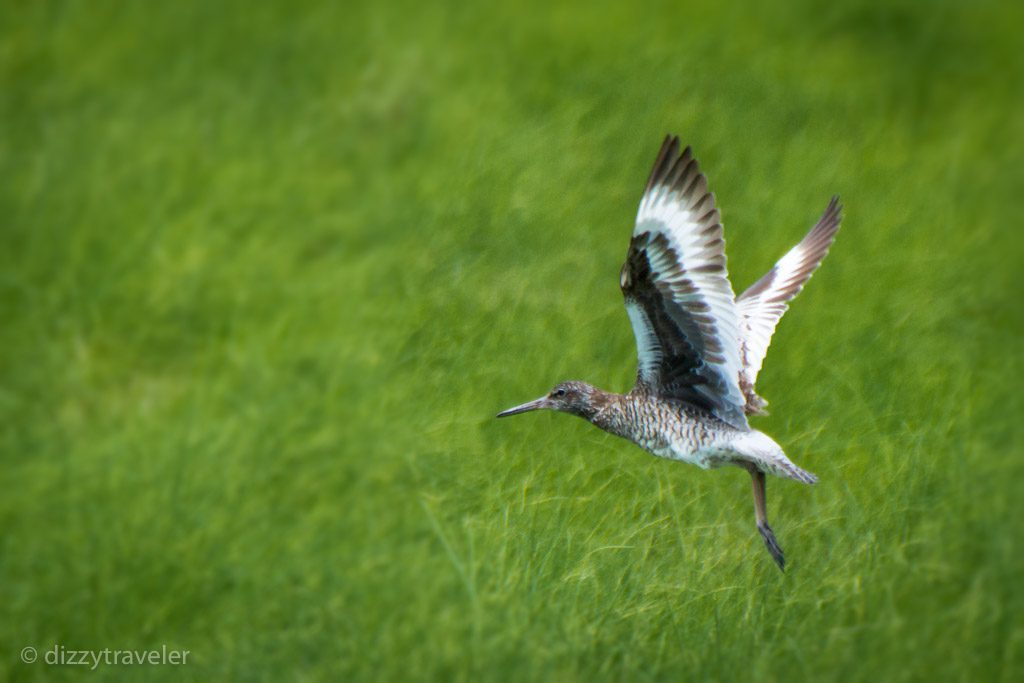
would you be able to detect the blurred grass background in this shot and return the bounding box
[2,0,1022,680]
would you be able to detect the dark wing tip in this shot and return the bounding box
[823,195,843,227]
[804,195,844,249]
[644,136,713,210]
[644,135,681,195]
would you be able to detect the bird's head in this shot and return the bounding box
[496,381,600,420]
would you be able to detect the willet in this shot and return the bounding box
[497,135,841,570]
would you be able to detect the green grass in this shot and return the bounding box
[2,0,1023,680]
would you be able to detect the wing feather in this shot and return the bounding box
[736,196,843,413]
[621,136,748,430]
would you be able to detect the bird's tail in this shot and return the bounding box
[733,430,817,484]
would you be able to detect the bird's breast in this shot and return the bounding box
[595,396,729,467]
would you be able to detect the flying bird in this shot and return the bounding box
[497,136,842,570]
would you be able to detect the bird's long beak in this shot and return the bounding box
[496,396,550,418]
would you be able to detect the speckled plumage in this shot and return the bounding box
[593,390,727,460]
[567,384,817,484]
[497,136,841,570]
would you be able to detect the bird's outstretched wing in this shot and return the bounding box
[620,136,748,430]
[736,196,842,414]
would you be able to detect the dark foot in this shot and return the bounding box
[758,522,785,572]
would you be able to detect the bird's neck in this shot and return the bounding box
[583,389,630,434]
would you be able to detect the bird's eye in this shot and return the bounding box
[552,389,566,398]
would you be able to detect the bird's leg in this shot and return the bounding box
[744,463,785,571]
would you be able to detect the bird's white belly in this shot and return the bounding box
[648,439,736,470]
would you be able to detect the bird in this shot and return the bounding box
[496,135,842,571]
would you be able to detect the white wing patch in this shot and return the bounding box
[624,299,662,381]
